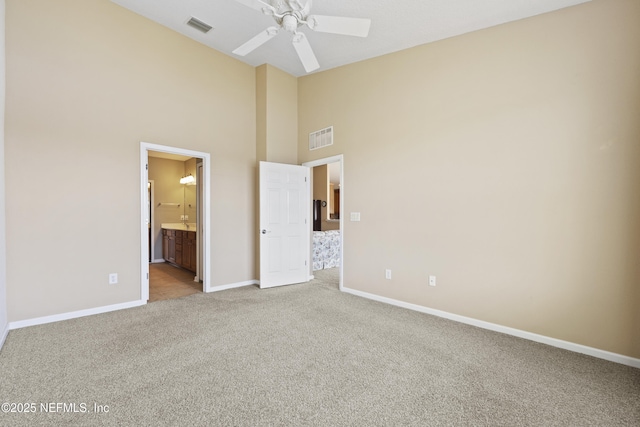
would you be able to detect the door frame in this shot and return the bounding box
[302,155,344,291]
[148,179,155,262]
[140,142,212,301]
[196,162,204,282]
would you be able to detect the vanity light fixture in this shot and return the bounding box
[179,174,196,185]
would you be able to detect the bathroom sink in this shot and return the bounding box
[161,223,197,232]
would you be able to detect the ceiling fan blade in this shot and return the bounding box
[307,15,371,37]
[233,26,280,56]
[232,0,276,14]
[292,32,319,73]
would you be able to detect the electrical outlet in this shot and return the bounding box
[109,273,118,285]
[429,275,436,287]
[385,269,392,280]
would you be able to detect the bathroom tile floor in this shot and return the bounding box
[149,262,202,302]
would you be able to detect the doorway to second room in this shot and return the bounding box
[307,156,343,291]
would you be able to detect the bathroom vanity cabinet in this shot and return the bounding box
[162,228,197,273]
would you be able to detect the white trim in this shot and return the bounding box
[140,142,213,299]
[140,144,150,301]
[206,280,258,292]
[302,155,344,292]
[0,324,8,349]
[7,279,255,331]
[8,300,147,330]
[151,258,165,264]
[343,286,640,369]
[148,179,155,263]
[196,162,204,283]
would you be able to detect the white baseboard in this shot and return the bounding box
[151,258,166,264]
[6,280,258,331]
[0,323,8,351]
[9,300,147,330]
[206,280,258,293]
[343,287,640,369]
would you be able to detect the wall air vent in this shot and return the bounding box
[186,17,213,34]
[309,126,333,150]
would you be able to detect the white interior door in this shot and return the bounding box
[259,161,310,289]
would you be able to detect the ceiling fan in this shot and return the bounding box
[232,0,371,73]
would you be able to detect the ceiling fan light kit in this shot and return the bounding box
[232,0,371,73]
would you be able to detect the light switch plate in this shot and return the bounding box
[350,212,361,222]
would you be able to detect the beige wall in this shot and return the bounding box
[256,64,298,164]
[298,0,640,358]
[5,0,257,321]
[256,65,268,162]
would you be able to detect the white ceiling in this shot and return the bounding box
[111,0,589,77]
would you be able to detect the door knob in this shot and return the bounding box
[261,229,270,234]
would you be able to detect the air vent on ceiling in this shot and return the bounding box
[309,126,333,150]
[186,17,213,34]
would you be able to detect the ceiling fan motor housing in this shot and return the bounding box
[282,14,300,33]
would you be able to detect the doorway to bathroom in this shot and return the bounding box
[140,142,211,302]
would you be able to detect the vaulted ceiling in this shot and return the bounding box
[111,0,589,77]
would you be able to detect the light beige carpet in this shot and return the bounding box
[0,269,638,426]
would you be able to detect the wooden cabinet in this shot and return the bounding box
[162,229,196,273]
[181,232,197,273]
[175,231,183,266]
[162,229,176,263]
[187,231,197,272]
[162,229,169,261]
